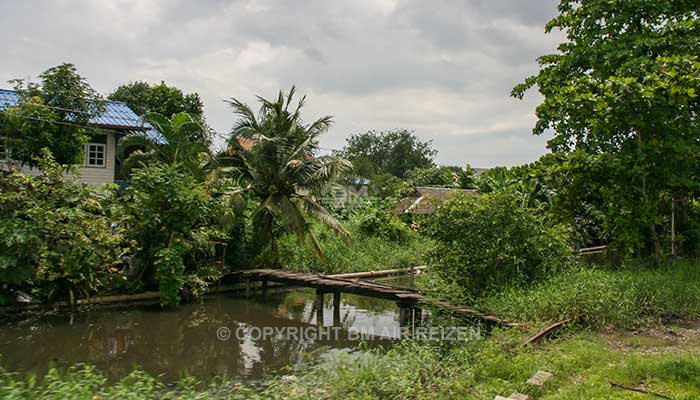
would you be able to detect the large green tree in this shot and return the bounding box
[109,81,211,145]
[227,87,351,264]
[1,63,104,166]
[342,129,436,179]
[513,0,700,261]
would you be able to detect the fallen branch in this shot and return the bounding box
[609,381,671,399]
[520,319,572,347]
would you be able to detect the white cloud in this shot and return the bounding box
[0,0,563,167]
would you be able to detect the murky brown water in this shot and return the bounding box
[0,287,404,382]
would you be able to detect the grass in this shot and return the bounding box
[0,366,267,400]
[268,329,700,399]
[277,223,435,274]
[475,259,700,328]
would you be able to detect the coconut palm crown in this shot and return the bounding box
[226,86,351,263]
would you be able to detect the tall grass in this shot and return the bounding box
[477,259,700,328]
[277,223,435,274]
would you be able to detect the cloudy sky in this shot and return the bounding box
[0,0,565,167]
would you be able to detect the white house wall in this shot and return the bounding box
[0,132,117,186]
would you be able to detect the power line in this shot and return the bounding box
[1,105,347,152]
[0,111,151,139]
[3,97,146,127]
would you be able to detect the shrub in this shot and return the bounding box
[0,150,126,304]
[426,193,574,299]
[118,163,225,306]
[350,200,410,242]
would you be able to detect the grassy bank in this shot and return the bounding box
[4,328,699,399]
[6,258,700,399]
[270,328,700,399]
[477,259,700,329]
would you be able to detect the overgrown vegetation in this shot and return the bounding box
[0,151,126,305]
[424,193,575,300]
[267,330,700,399]
[278,223,433,275]
[479,259,700,329]
[0,1,699,396]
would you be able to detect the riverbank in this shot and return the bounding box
[268,324,700,399]
[3,325,699,399]
[4,260,700,398]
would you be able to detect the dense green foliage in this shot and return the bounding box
[0,151,126,304]
[0,366,261,400]
[351,200,411,242]
[109,81,204,118]
[118,163,224,307]
[108,81,210,144]
[426,193,574,299]
[341,129,436,179]
[226,87,351,264]
[0,63,104,166]
[279,220,432,274]
[117,112,210,179]
[513,0,700,262]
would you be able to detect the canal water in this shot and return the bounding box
[0,286,404,382]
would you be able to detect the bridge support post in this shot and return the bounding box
[397,302,411,327]
[397,302,422,331]
[245,279,251,297]
[413,307,422,326]
[261,280,268,296]
[332,292,341,326]
[315,289,325,326]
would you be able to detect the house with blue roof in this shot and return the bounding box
[0,89,164,186]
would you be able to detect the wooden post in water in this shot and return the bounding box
[261,280,268,296]
[315,289,325,326]
[412,307,422,326]
[245,279,251,297]
[332,292,341,326]
[397,302,411,327]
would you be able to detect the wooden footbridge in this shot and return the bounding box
[234,268,516,327]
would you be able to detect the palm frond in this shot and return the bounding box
[299,194,350,243]
[117,134,155,161]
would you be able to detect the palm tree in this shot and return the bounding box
[117,112,210,178]
[226,87,351,264]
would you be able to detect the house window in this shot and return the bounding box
[85,143,106,167]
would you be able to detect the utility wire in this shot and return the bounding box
[0,111,151,139]
[1,106,347,152]
[3,98,146,127]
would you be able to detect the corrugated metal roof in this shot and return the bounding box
[0,89,165,143]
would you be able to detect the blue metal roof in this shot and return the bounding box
[0,89,166,144]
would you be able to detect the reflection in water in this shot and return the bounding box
[0,287,401,382]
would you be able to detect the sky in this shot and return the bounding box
[0,0,565,167]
